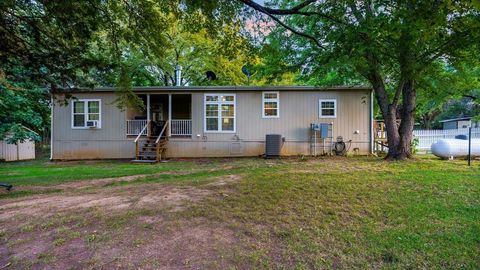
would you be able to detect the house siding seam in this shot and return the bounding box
[52,89,372,159]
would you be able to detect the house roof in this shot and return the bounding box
[55,85,372,93]
[439,117,473,123]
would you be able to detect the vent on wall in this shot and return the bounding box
[230,142,243,155]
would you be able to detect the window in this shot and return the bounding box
[319,99,336,118]
[204,94,235,132]
[72,99,101,128]
[262,92,279,118]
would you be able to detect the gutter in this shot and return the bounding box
[52,85,373,93]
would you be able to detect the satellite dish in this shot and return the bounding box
[206,71,217,81]
[242,65,251,77]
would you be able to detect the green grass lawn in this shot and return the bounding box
[0,158,255,186]
[0,156,479,269]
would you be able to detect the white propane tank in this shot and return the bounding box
[431,139,480,158]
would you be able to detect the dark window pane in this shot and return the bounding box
[221,104,234,117]
[206,95,218,102]
[322,101,335,109]
[222,118,234,131]
[223,95,234,102]
[206,118,218,131]
[73,115,85,127]
[322,109,335,116]
[264,102,278,109]
[206,104,218,116]
[74,101,85,113]
[264,109,278,116]
[88,114,99,121]
[88,101,99,113]
[264,93,277,99]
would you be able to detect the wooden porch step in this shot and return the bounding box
[130,159,157,164]
[142,144,156,148]
[134,131,169,162]
[138,151,159,156]
[141,145,167,149]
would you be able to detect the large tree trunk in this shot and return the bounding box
[386,79,416,160]
[371,76,416,160]
[366,49,416,160]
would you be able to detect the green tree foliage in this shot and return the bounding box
[0,1,257,141]
[0,72,49,143]
[236,0,480,159]
[0,1,104,88]
[86,13,254,88]
[416,60,480,128]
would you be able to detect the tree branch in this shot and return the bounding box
[418,29,473,64]
[392,80,404,108]
[463,94,477,101]
[241,2,325,50]
[239,0,316,15]
[239,0,349,26]
[269,14,325,49]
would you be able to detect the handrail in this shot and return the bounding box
[134,120,150,143]
[156,120,169,144]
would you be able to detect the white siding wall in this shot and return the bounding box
[52,89,372,159]
[52,93,132,159]
[175,90,371,157]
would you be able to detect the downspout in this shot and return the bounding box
[147,94,151,136]
[370,89,374,154]
[168,94,172,137]
[50,96,54,160]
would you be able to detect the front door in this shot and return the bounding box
[151,120,166,137]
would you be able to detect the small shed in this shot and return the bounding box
[440,117,480,130]
[0,139,36,162]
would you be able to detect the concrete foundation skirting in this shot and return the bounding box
[52,139,371,160]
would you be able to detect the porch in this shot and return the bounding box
[126,94,192,137]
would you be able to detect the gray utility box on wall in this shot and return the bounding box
[265,134,284,159]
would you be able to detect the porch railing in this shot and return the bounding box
[127,120,148,136]
[171,119,192,136]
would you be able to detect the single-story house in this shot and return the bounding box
[50,86,374,161]
[440,117,479,130]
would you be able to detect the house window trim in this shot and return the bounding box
[262,91,280,118]
[71,99,102,129]
[319,99,337,118]
[203,94,236,133]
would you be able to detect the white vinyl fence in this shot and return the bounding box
[413,128,480,151]
[0,139,36,162]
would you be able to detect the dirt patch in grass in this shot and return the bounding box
[95,219,239,269]
[206,174,242,187]
[0,173,243,221]
[0,185,211,221]
[50,238,94,269]
[0,174,246,269]
[9,170,197,193]
[135,187,212,211]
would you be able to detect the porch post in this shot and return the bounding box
[168,94,172,137]
[147,94,151,136]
